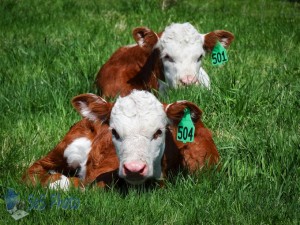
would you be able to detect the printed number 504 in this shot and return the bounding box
[177,126,193,141]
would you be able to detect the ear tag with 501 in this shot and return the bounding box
[211,41,228,66]
[177,108,195,143]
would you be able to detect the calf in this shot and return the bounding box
[96,23,234,97]
[23,90,219,189]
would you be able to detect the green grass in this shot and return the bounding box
[0,0,300,224]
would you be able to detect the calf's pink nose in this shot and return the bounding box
[123,162,148,176]
[180,75,198,85]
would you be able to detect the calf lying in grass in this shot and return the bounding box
[23,90,219,190]
[96,22,234,97]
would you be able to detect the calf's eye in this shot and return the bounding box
[164,54,174,63]
[111,129,120,140]
[197,55,203,62]
[153,129,162,139]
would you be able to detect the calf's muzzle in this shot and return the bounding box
[179,75,199,85]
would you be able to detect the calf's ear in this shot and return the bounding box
[71,94,113,122]
[164,101,203,125]
[133,27,159,50]
[203,30,234,52]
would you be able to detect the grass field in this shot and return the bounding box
[0,0,300,224]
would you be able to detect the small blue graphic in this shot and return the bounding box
[4,188,19,212]
[2,187,29,220]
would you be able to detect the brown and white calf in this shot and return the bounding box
[23,90,219,189]
[96,23,234,98]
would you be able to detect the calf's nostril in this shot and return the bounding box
[123,165,130,175]
[179,78,189,85]
[138,164,146,174]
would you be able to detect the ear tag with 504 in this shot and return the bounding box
[211,41,228,66]
[177,108,195,143]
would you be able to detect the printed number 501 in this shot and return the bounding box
[212,52,227,64]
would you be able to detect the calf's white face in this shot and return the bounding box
[158,23,205,88]
[109,91,167,185]
[139,22,234,90]
[133,23,234,90]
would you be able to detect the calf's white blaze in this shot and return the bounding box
[63,137,92,179]
[156,23,209,88]
[109,90,167,184]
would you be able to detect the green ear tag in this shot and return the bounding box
[211,41,228,66]
[177,108,195,143]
